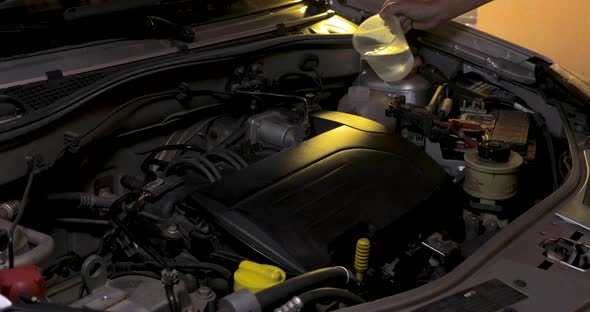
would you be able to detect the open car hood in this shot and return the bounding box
[0,1,346,89]
[1,0,551,88]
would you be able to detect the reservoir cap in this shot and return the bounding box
[233,260,286,293]
[478,141,511,163]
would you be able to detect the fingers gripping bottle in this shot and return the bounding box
[353,15,414,82]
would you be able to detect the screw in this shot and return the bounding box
[513,279,527,288]
[167,225,179,234]
[102,296,109,301]
[197,287,212,297]
[463,290,477,298]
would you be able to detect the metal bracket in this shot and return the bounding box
[81,255,108,293]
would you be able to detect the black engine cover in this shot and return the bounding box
[189,111,451,273]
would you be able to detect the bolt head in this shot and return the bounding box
[197,287,210,294]
[513,279,527,288]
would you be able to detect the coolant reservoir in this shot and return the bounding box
[463,141,523,201]
[353,15,414,82]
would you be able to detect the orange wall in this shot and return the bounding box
[476,0,590,80]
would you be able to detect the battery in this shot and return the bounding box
[459,110,531,156]
[491,110,530,153]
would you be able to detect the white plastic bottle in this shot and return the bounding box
[353,15,414,82]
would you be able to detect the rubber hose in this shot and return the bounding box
[120,175,144,191]
[166,158,216,182]
[217,149,248,168]
[255,266,352,310]
[152,187,192,218]
[0,218,55,267]
[164,280,180,312]
[197,155,222,180]
[47,193,115,209]
[298,287,365,306]
[204,151,242,170]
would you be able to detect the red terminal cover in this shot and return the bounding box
[0,265,45,303]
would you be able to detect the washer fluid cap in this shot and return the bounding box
[478,141,511,162]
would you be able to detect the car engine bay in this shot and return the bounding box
[0,36,567,312]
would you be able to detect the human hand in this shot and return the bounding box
[380,0,492,33]
[380,0,447,33]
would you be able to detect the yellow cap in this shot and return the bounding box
[233,260,286,293]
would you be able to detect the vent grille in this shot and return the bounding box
[0,72,106,110]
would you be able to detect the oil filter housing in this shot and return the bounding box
[463,141,523,201]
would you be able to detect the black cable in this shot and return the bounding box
[112,260,232,280]
[110,214,169,267]
[8,166,42,268]
[117,104,226,140]
[166,158,216,182]
[164,279,180,312]
[159,268,181,312]
[165,287,179,312]
[298,287,365,306]
[98,192,139,255]
[99,192,171,268]
[77,284,87,299]
[255,267,352,310]
[108,271,161,280]
[99,192,170,269]
[80,91,177,142]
